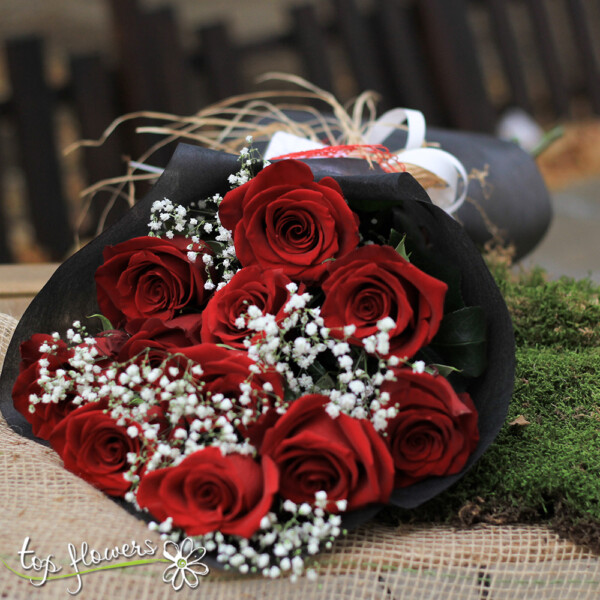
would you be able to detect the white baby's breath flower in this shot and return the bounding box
[363,336,377,354]
[377,317,396,332]
[298,503,312,516]
[314,490,328,508]
[332,342,350,357]
[305,322,318,336]
[336,499,348,512]
[348,380,365,395]
[158,517,173,533]
[343,324,356,336]
[325,403,340,419]
[412,360,426,374]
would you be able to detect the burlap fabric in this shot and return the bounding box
[1,312,599,599]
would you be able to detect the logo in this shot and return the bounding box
[2,536,209,594]
[162,538,210,591]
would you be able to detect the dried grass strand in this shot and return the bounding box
[68,74,440,246]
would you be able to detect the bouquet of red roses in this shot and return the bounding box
[1,144,513,579]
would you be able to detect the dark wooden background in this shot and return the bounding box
[1,0,599,263]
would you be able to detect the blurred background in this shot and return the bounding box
[0,0,599,281]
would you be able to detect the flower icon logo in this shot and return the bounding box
[162,538,209,590]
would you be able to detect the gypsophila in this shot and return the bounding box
[145,143,263,283]
[193,492,346,578]
[17,142,478,585]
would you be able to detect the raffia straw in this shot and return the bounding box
[67,73,445,243]
[78,173,159,205]
[404,166,446,189]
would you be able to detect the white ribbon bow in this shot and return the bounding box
[265,108,469,216]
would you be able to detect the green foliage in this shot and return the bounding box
[430,306,487,377]
[489,262,600,350]
[88,313,114,332]
[384,262,600,532]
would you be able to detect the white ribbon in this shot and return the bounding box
[264,108,469,216]
[394,147,468,215]
[264,131,326,158]
[363,107,426,150]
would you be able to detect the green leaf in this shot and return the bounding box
[309,359,331,380]
[430,306,487,378]
[530,125,564,158]
[315,373,336,390]
[205,240,226,254]
[88,314,114,332]
[389,229,410,262]
[428,363,460,378]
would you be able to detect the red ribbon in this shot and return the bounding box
[271,144,406,173]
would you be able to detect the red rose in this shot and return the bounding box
[93,329,130,361]
[167,313,203,345]
[218,160,360,282]
[380,369,479,487]
[201,266,294,349]
[13,334,77,439]
[321,244,447,359]
[136,447,279,538]
[261,394,394,511]
[175,344,284,443]
[117,317,199,365]
[49,400,142,497]
[95,236,212,330]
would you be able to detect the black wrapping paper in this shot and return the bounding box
[0,143,514,519]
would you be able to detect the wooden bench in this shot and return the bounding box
[0,263,59,318]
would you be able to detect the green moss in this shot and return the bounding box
[489,262,600,350]
[383,264,600,544]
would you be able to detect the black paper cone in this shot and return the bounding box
[425,127,552,261]
[0,143,514,518]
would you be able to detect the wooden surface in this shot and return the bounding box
[0,263,59,318]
